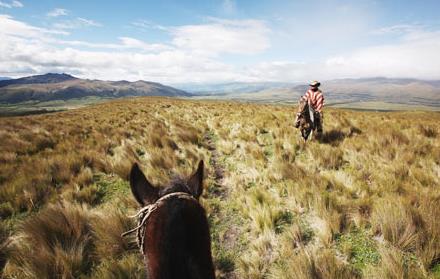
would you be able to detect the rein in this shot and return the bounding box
[121,191,197,255]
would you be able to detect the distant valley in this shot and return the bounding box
[0,74,439,116]
[183,78,440,109]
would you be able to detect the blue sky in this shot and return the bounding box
[1,0,439,83]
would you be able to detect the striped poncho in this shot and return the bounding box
[301,89,324,112]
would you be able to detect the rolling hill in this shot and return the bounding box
[185,78,440,108]
[0,73,191,103]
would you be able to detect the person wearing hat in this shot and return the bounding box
[301,81,324,137]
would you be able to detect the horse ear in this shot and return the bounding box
[129,163,159,206]
[187,160,204,199]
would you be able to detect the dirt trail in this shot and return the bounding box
[203,130,239,279]
[203,132,225,190]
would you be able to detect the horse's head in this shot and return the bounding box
[294,99,314,141]
[129,160,204,207]
[294,99,309,128]
[297,98,308,114]
[127,161,215,279]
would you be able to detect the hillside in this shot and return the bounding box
[186,78,440,108]
[1,97,439,278]
[0,73,191,104]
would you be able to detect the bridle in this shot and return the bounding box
[121,191,197,255]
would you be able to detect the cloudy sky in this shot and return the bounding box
[0,0,439,83]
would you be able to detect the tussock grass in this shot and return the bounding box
[370,197,421,252]
[1,97,439,278]
[4,202,95,278]
[91,254,146,279]
[91,208,136,259]
[364,246,426,279]
[270,248,359,279]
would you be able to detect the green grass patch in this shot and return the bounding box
[432,263,440,278]
[274,210,293,234]
[92,174,131,204]
[336,229,380,271]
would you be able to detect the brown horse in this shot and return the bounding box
[294,99,315,141]
[126,161,215,279]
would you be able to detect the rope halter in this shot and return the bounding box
[121,191,197,255]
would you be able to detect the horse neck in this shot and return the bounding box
[142,199,215,279]
[299,101,310,119]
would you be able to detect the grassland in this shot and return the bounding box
[328,101,440,112]
[0,97,439,278]
[0,97,112,116]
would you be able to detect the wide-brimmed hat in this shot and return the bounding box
[309,81,321,87]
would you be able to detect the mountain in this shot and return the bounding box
[0,73,77,88]
[177,82,297,95]
[0,77,11,81]
[319,78,440,107]
[0,73,191,103]
[187,77,440,107]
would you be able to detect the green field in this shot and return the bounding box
[0,97,112,116]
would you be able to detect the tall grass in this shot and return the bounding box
[0,97,439,278]
[4,202,95,278]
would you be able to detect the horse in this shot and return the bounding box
[294,98,315,141]
[124,160,215,279]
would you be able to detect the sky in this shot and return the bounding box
[0,0,440,84]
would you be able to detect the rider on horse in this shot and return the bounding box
[301,80,324,137]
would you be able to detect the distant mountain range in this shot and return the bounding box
[176,82,298,95]
[183,77,440,107]
[1,74,439,108]
[0,73,191,103]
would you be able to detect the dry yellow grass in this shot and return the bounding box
[0,97,439,278]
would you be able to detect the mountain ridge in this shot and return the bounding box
[0,73,191,103]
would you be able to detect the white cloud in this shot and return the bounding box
[0,14,68,38]
[1,14,440,83]
[171,18,270,56]
[57,37,172,52]
[47,8,68,17]
[131,19,167,31]
[323,30,440,80]
[371,24,427,36]
[54,17,101,29]
[0,15,235,82]
[243,29,440,82]
[130,18,271,57]
[117,37,173,52]
[0,0,23,8]
[222,0,237,14]
[11,0,22,7]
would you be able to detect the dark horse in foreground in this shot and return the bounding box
[125,161,215,279]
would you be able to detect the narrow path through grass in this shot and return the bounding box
[203,128,244,279]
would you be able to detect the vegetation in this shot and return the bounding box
[0,97,439,278]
